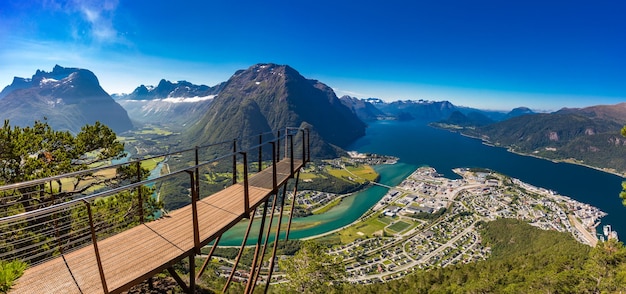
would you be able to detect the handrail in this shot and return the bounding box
[131,138,234,162]
[0,131,292,193]
[0,126,310,293]
[0,128,307,224]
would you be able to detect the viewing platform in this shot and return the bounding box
[1,128,310,294]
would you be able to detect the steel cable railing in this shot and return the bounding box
[0,128,309,272]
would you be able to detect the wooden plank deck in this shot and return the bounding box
[11,158,303,294]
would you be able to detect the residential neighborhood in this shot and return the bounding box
[322,166,607,284]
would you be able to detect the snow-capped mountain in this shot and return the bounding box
[0,65,133,133]
[115,80,224,128]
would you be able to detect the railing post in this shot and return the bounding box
[186,171,200,253]
[232,139,238,185]
[306,128,310,162]
[50,181,65,255]
[195,146,200,202]
[270,142,277,191]
[289,134,294,176]
[300,129,306,163]
[258,133,263,172]
[240,152,250,216]
[276,130,281,161]
[136,161,144,223]
[189,254,196,293]
[83,200,109,293]
[284,127,289,160]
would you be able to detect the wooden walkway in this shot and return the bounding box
[11,158,304,294]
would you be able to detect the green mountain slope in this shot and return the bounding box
[433,104,626,174]
[344,219,625,293]
[184,64,365,158]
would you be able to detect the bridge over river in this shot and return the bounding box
[0,127,310,294]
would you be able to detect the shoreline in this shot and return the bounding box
[451,128,626,178]
[504,146,626,178]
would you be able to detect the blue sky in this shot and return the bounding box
[1,0,624,111]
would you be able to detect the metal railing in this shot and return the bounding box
[0,127,309,273]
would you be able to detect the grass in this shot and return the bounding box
[203,172,234,185]
[141,156,165,171]
[137,127,175,136]
[376,215,394,225]
[346,165,378,181]
[325,166,372,184]
[116,136,137,143]
[334,215,388,243]
[299,172,324,180]
[387,220,412,234]
[312,197,342,215]
[0,260,27,293]
[49,168,118,193]
[297,161,378,184]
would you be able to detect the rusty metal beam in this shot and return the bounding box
[223,208,256,292]
[244,197,270,294]
[167,267,189,293]
[285,170,300,241]
[252,192,278,287]
[264,184,288,293]
[196,235,222,280]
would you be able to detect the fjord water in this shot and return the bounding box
[350,120,626,236]
[220,120,626,245]
[218,163,416,245]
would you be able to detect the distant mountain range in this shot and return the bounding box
[114,80,224,128]
[120,79,224,101]
[339,96,387,122]
[3,64,626,171]
[0,65,133,134]
[433,103,626,174]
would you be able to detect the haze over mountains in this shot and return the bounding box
[0,65,132,134]
[114,79,224,128]
[2,63,626,169]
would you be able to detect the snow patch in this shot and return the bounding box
[121,95,216,103]
[40,78,58,85]
[160,95,216,103]
[255,82,261,85]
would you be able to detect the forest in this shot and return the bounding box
[323,219,626,294]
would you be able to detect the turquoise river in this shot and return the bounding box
[219,120,626,246]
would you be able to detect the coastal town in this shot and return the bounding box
[310,159,611,284]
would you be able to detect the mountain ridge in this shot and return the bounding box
[434,104,626,174]
[114,79,224,129]
[0,65,133,134]
[184,63,366,158]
